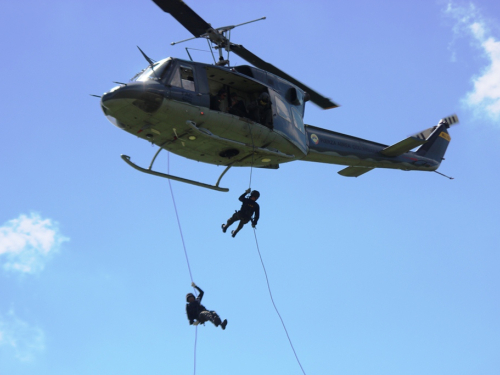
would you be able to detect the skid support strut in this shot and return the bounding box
[121,152,230,192]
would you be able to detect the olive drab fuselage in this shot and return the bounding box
[101,57,448,178]
[102,58,309,170]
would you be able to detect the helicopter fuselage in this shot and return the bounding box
[101,57,444,177]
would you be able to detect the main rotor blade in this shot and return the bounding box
[152,0,211,37]
[230,44,339,109]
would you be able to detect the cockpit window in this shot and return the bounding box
[133,63,159,82]
[130,58,170,82]
[171,65,196,91]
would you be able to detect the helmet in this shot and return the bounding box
[250,190,260,199]
[258,92,270,105]
[186,293,195,302]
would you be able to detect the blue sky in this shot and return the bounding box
[1,0,499,374]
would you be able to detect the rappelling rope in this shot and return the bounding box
[246,123,304,372]
[167,153,196,286]
[193,326,198,375]
[252,229,307,375]
[247,123,255,189]
[167,152,198,375]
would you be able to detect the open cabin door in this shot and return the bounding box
[203,65,270,111]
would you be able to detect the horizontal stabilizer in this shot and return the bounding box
[413,126,437,140]
[380,136,427,157]
[338,166,374,177]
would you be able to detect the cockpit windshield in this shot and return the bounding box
[130,58,171,82]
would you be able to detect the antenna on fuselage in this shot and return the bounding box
[184,47,211,62]
[137,46,156,65]
[433,170,454,180]
[136,46,160,80]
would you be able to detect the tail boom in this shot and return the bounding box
[302,115,457,177]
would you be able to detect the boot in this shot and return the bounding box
[221,319,227,330]
[231,230,237,238]
[221,224,227,233]
[214,315,221,327]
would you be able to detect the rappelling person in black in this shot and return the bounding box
[186,282,227,330]
[222,188,260,238]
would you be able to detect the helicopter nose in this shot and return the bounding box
[101,82,164,120]
[101,101,127,129]
[101,83,149,129]
[101,83,144,110]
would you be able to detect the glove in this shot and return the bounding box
[193,321,200,326]
[191,282,196,287]
[252,223,256,228]
[245,188,251,194]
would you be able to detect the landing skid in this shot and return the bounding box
[121,153,230,192]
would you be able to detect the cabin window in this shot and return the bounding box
[275,95,291,122]
[171,65,196,91]
[291,107,305,133]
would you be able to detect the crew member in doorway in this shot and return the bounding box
[222,188,260,238]
[210,89,227,111]
[186,282,227,330]
[228,92,248,118]
[248,92,272,128]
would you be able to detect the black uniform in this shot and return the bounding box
[228,97,248,118]
[224,192,260,237]
[186,286,224,327]
[210,91,226,111]
[210,95,223,111]
[247,96,272,128]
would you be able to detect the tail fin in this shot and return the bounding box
[415,115,458,163]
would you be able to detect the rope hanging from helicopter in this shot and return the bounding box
[246,126,306,374]
[167,152,199,375]
[166,118,301,374]
[247,123,255,189]
[251,227,307,375]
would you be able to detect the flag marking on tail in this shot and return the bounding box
[439,132,451,141]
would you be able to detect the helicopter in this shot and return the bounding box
[99,0,458,192]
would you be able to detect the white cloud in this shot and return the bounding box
[0,310,45,361]
[470,22,485,40]
[0,213,68,274]
[446,2,500,121]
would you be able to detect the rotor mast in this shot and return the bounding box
[170,17,266,66]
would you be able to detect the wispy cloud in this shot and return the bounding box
[0,213,68,274]
[0,310,45,361]
[445,2,500,121]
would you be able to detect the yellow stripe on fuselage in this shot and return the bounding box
[439,132,451,141]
